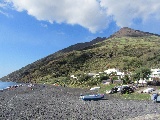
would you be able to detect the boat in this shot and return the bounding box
[90,86,100,91]
[80,94,104,101]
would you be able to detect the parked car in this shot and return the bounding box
[109,87,118,94]
[120,86,134,94]
[143,88,155,93]
[109,85,133,94]
[156,96,160,103]
[117,85,129,92]
[151,93,158,100]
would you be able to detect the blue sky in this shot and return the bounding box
[0,0,160,78]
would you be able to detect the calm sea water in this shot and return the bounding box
[0,81,18,90]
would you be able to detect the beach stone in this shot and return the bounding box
[0,84,160,120]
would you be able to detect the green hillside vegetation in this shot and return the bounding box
[1,29,160,87]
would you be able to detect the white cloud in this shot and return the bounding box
[0,3,11,17]
[40,23,48,28]
[4,0,110,33]
[100,0,160,27]
[3,0,160,32]
[0,10,9,17]
[0,3,7,8]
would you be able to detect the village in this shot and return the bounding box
[71,68,160,84]
[71,68,160,102]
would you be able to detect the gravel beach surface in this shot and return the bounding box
[0,84,160,120]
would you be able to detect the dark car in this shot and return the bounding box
[110,87,118,94]
[121,86,134,94]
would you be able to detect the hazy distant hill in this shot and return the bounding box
[1,27,160,85]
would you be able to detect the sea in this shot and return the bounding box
[0,81,19,90]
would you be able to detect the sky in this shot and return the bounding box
[0,0,160,78]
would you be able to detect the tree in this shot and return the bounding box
[133,67,151,81]
[121,75,131,84]
[132,69,141,81]
[78,74,91,84]
[99,74,109,81]
[140,67,151,80]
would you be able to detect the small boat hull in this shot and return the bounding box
[81,94,104,101]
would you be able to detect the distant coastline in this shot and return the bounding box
[0,81,19,90]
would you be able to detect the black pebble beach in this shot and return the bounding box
[0,84,160,120]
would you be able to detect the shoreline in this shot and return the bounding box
[0,84,160,120]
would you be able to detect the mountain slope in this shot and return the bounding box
[1,27,160,85]
[56,37,106,54]
[109,27,160,38]
[0,37,106,82]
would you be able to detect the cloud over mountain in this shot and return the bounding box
[100,0,160,27]
[3,0,160,33]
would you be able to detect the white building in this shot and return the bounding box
[149,68,160,80]
[104,68,118,74]
[104,68,125,79]
[70,75,78,80]
[88,73,100,78]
